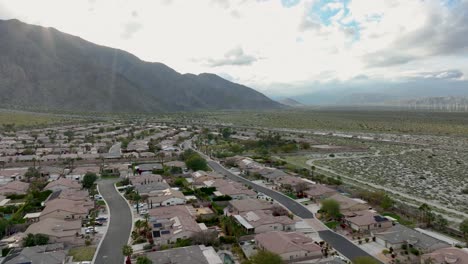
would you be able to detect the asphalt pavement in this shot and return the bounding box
[206,158,381,263]
[94,179,132,264]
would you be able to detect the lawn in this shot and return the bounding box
[68,246,96,261]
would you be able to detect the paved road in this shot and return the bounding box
[109,142,122,155]
[208,161,314,218]
[318,231,382,263]
[94,179,132,264]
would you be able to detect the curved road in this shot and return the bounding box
[94,179,132,264]
[200,155,380,262]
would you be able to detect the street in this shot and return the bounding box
[196,147,381,263]
[94,179,132,264]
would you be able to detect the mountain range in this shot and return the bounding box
[0,19,282,113]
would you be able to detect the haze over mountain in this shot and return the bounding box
[0,19,281,113]
[277,98,305,107]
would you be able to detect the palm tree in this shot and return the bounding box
[419,203,431,224]
[122,245,133,264]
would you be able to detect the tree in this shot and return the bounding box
[460,219,468,243]
[136,256,153,264]
[272,205,289,216]
[25,167,41,179]
[23,233,49,247]
[82,172,98,189]
[353,256,379,264]
[250,250,284,264]
[185,154,208,171]
[434,214,448,231]
[320,199,341,219]
[380,195,394,210]
[122,245,133,264]
[293,182,310,195]
[192,230,218,246]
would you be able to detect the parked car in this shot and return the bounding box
[96,216,108,222]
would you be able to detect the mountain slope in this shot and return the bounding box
[277,98,305,107]
[0,19,281,112]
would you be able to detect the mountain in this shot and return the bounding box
[277,98,305,107]
[0,19,281,113]
[387,96,468,111]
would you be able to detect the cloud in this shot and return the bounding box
[363,52,417,67]
[204,47,258,67]
[121,21,142,39]
[408,70,464,80]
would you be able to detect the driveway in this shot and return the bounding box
[94,179,132,264]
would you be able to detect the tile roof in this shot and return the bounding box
[255,231,322,255]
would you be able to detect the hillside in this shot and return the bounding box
[277,98,305,107]
[0,19,281,113]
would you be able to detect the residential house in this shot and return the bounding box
[147,189,186,208]
[255,231,322,262]
[40,198,91,220]
[129,174,164,186]
[25,218,83,246]
[0,181,30,195]
[135,163,163,174]
[67,165,100,181]
[211,179,256,200]
[373,224,450,253]
[150,213,202,245]
[233,209,297,234]
[421,247,468,264]
[3,243,67,264]
[326,193,369,213]
[304,185,338,201]
[134,181,171,196]
[145,245,222,264]
[343,210,393,233]
[226,199,274,215]
[44,178,81,192]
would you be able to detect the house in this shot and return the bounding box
[0,181,30,195]
[211,179,256,200]
[148,204,215,220]
[326,193,369,213]
[3,243,67,264]
[421,247,468,264]
[134,181,171,196]
[67,165,100,181]
[344,210,393,233]
[129,173,164,186]
[255,231,322,262]
[150,214,202,245]
[304,185,337,201]
[50,189,91,203]
[147,189,186,208]
[226,199,274,215]
[145,245,222,264]
[373,224,450,253]
[44,178,81,192]
[253,167,290,183]
[40,198,91,220]
[233,209,297,234]
[0,168,28,182]
[25,218,83,246]
[135,163,163,174]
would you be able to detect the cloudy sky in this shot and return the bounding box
[1,0,467,98]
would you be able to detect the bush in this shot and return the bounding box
[212,195,232,201]
[143,244,153,250]
[219,236,237,244]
